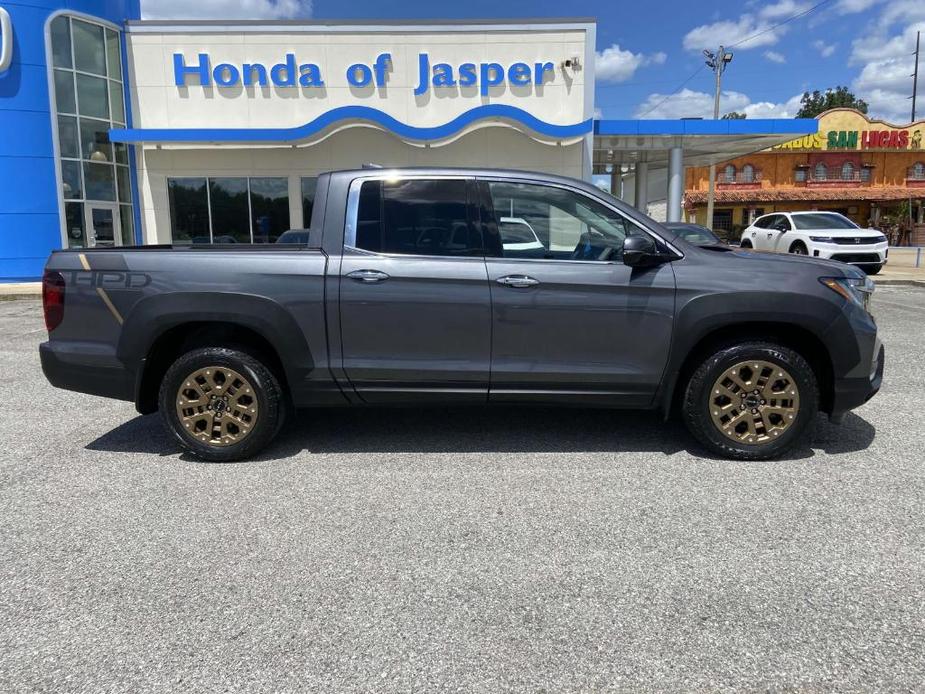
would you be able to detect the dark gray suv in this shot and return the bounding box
[40,168,883,461]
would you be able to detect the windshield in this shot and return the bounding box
[499,222,537,244]
[791,213,858,230]
[664,224,722,246]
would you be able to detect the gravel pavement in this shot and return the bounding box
[1,288,923,692]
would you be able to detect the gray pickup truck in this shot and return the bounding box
[40,168,883,462]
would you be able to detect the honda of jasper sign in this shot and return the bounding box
[115,25,591,143]
[173,52,558,96]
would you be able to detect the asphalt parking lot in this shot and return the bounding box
[1,288,924,692]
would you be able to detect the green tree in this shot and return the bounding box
[721,111,747,119]
[795,86,869,118]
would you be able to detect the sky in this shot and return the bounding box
[140,0,925,123]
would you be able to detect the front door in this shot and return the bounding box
[84,204,121,247]
[478,179,676,407]
[337,176,492,404]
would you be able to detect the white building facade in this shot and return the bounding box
[117,19,596,244]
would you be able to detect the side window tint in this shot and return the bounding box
[355,179,382,252]
[486,181,645,261]
[353,179,480,256]
[754,216,768,229]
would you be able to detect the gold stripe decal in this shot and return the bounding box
[78,253,125,325]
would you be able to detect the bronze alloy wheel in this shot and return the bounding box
[708,360,800,445]
[175,365,259,447]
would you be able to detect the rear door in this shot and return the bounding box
[478,178,677,407]
[338,176,492,403]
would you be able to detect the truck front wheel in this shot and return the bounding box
[158,347,283,462]
[682,341,819,460]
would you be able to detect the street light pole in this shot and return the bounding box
[704,46,733,231]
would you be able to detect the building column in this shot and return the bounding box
[667,146,683,222]
[634,161,649,213]
[610,167,620,198]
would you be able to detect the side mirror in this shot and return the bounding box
[622,235,661,267]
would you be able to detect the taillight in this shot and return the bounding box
[42,270,66,332]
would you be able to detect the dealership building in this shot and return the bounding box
[0,0,816,280]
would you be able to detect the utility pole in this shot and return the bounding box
[912,31,920,122]
[704,46,733,230]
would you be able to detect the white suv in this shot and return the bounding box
[740,211,888,275]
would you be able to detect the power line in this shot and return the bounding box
[637,64,706,117]
[728,0,835,49]
[634,0,835,117]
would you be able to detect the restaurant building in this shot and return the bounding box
[684,109,925,239]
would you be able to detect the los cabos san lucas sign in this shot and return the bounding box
[172,53,557,97]
[772,110,924,151]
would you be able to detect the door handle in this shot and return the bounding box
[346,269,390,283]
[496,275,540,288]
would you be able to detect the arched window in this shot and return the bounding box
[724,164,736,183]
[742,164,755,183]
[814,163,828,181]
[860,166,872,182]
[841,162,855,180]
[913,162,925,180]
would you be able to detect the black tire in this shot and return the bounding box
[789,241,808,255]
[682,341,819,460]
[739,240,753,249]
[158,347,283,462]
[860,264,882,275]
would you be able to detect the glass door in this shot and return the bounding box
[84,203,121,247]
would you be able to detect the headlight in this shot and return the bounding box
[820,276,875,312]
[810,235,835,243]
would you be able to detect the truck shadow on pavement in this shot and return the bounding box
[86,407,876,463]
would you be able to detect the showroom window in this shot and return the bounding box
[49,15,132,248]
[167,177,291,243]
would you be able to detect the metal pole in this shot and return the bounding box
[705,46,729,231]
[912,31,920,122]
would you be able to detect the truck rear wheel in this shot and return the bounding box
[158,347,282,462]
[682,341,818,460]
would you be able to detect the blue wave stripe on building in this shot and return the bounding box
[109,105,594,143]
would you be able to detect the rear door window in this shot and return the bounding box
[353,178,482,256]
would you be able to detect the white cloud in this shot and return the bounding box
[141,0,310,20]
[633,88,804,119]
[763,50,787,64]
[812,40,836,57]
[834,0,882,13]
[848,5,924,123]
[594,44,667,83]
[682,1,811,51]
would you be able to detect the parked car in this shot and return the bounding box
[662,222,726,247]
[739,211,888,275]
[498,217,545,255]
[40,168,883,462]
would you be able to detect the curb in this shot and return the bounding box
[873,279,925,287]
[0,294,41,301]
